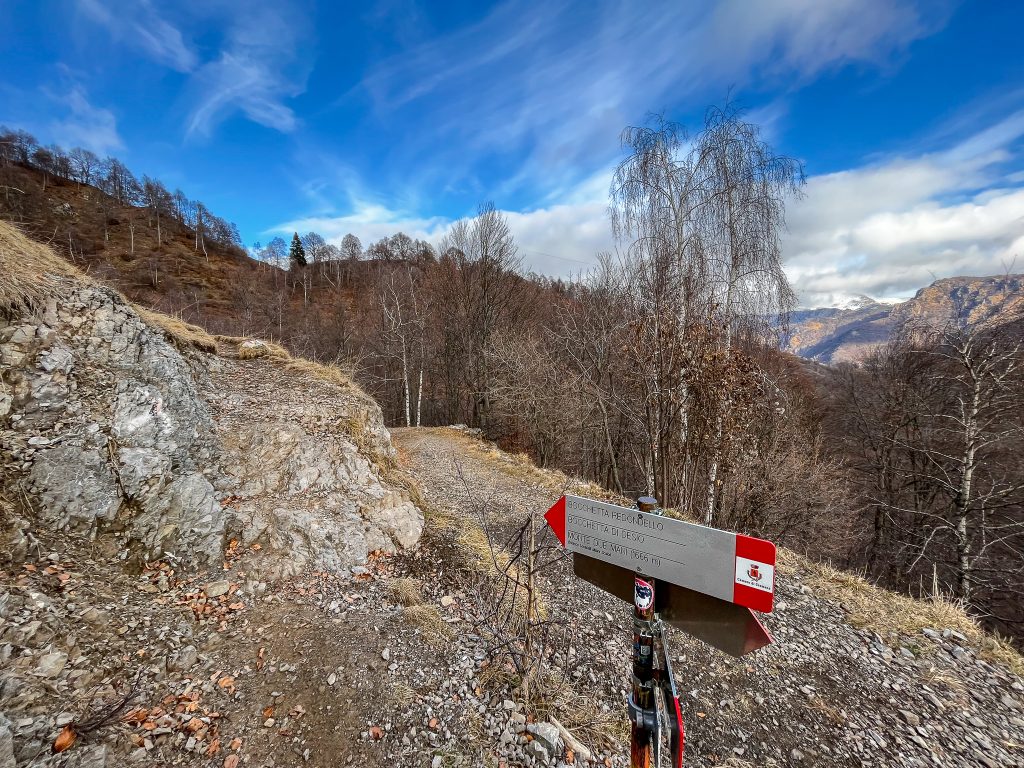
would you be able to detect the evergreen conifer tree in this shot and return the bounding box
[289,232,307,267]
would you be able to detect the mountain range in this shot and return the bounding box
[786,275,1024,363]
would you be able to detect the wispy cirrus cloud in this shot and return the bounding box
[357,0,951,201]
[75,0,197,72]
[74,0,311,139]
[278,98,1024,308]
[185,5,311,138]
[284,0,951,275]
[47,85,124,155]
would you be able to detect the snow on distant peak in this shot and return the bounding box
[834,294,880,311]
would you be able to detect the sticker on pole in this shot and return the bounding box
[634,578,654,611]
[545,494,776,613]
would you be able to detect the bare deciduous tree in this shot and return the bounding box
[608,105,802,522]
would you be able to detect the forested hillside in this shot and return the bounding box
[2,114,1022,644]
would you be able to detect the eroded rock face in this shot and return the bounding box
[210,374,423,580]
[2,286,224,564]
[1,284,422,575]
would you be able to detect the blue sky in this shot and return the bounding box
[2,0,1023,306]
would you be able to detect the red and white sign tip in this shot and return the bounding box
[544,495,567,546]
[733,534,776,614]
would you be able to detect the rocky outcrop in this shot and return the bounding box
[2,285,224,565]
[1,278,422,576]
[209,369,424,580]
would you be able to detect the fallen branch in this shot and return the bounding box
[550,715,594,763]
[53,669,143,754]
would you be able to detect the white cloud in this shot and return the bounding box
[48,86,123,155]
[273,192,612,276]
[185,7,310,139]
[506,202,612,275]
[284,0,1021,307]
[75,0,197,72]
[277,104,1024,307]
[274,199,451,248]
[783,111,1024,306]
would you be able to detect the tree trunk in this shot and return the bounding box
[402,340,411,427]
[706,185,739,525]
[415,366,423,427]
[954,378,981,601]
[597,397,623,495]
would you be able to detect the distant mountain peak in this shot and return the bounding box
[787,274,1024,364]
[833,294,881,312]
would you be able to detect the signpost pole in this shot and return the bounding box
[543,488,776,765]
[629,496,660,768]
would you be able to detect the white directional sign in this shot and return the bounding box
[545,494,776,613]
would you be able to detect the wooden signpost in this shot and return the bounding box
[544,494,778,767]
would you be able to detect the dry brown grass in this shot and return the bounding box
[977,633,1024,677]
[333,409,395,474]
[0,219,83,313]
[921,664,968,694]
[236,338,290,360]
[388,682,418,707]
[804,694,847,726]
[537,676,628,751]
[477,659,519,692]
[456,521,548,637]
[285,357,363,393]
[133,306,218,353]
[402,604,453,645]
[782,550,1024,676]
[388,466,437,523]
[388,577,424,607]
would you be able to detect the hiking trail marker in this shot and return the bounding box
[545,494,777,614]
[544,493,780,767]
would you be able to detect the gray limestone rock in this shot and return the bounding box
[169,645,199,672]
[0,714,14,768]
[34,651,67,678]
[3,282,422,578]
[29,446,120,532]
[525,739,550,763]
[528,722,563,755]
